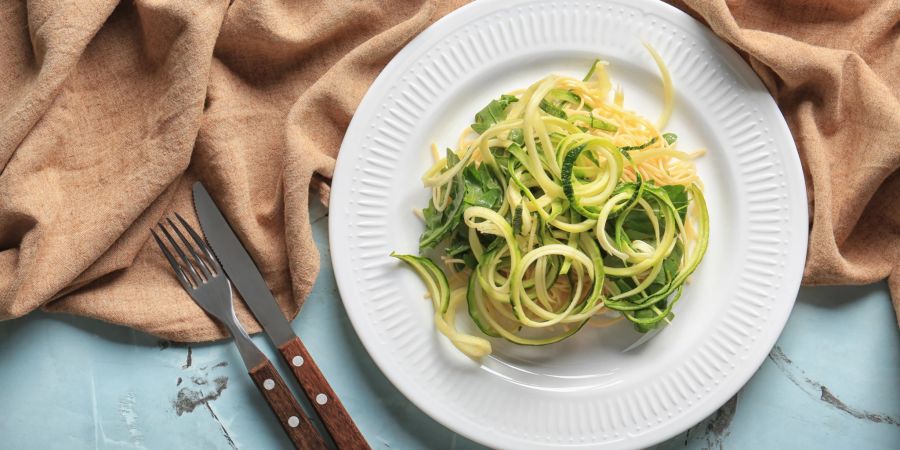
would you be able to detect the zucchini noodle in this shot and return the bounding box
[393,45,709,358]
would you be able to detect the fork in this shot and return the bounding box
[153,214,326,450]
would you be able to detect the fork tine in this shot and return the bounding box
[167,217,212,279]
[152,230,193,290]
[176,212,221,273]
[158,221,203,286]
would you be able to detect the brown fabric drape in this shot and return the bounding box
[0,0,897,341]
[674,0,900,325]
[0,0,466,341]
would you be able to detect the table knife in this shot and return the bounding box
[152,216,325,450]
[193,182,370,450]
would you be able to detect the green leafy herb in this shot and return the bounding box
[418,150,465,251]
[508,128,524,146]
[445,232,469,257]
[663,132,678,145]
[420,151,502,257]
[633,308,668,332]
[661,184,688,221]
[471,94,519,134]
[422,201,443,231]
[463,163,502,209]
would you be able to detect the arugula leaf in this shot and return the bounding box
[425,156,503,260]
[443,225,470,264]
[442,223,477,267]
[471,94,518,134]
[445,237,469,257]
[613,185,688,244]
[603,255,628,270]
[661,184,688,221]
[422,201,443,231]
[662,244,683,282]
[494,153,511,175]
[614,206,655,241]
[633,308,666,332]
[418,150,465,251]
[461,252,478,269]
[483,234,504,254]
[649,244,682,287]
[446,147,460,167]
[508,128,524,146]
[463,163,502,209]
[419,182,465,251]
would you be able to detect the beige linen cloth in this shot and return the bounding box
[0,0,897,342]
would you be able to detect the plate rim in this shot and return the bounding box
[329,0,808,448]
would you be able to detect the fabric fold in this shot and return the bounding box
[0,0,467,341]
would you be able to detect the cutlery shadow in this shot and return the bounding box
[796,282,888,310]
[0,309,163,349]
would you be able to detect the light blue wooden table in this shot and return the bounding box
[1,204,898,449]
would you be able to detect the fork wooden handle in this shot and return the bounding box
[279,337,371,450]
[249,358,327,450]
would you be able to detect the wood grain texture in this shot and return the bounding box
[249,359,327,450]
[279,337,371,449]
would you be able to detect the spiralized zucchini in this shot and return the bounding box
[393,46,709,358]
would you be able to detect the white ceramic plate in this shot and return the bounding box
[330,0,807,448]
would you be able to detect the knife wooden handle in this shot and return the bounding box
[279,337,371,450]
[249,358,327,450]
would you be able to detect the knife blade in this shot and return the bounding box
[192,182,296,346]
[192,181,370,450]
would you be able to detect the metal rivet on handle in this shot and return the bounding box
[288,416,300,428]
[263,379,275,390]
[316,393,328,405]
[292,356,304,367]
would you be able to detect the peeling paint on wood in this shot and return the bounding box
[205,402,238,450]
[768,345,899,427]
[173,377,228,416]
[118,393,143,447]
[820,386,899,427]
